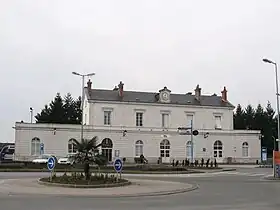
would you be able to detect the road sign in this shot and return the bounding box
[47,157,55,171]
[113,158,123,173]
[261,147,267,162]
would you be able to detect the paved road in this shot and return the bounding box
[0,168,279,210]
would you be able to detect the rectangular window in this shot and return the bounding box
[186,114,194,127]
[136,112,143,126]
[104,111,111,125]
[215,116,222,129]
[161,113,169,128]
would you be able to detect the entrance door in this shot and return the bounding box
[160,139,170,163]
[213,140,223,162]
[101,138,113,162]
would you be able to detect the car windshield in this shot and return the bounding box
[66,154,75,158]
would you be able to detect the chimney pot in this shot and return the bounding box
[194,84,201,101]
[118,81,124,98]
[87,79,92,96]
[87,79,92,89]
[221,86,227,102]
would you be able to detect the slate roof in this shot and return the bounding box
[85,88,235,108]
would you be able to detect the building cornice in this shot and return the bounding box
[15,123,261,136]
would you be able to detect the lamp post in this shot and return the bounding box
[272,136,276,153]
[263,58,280,178]
[30,107,33,123]
[178,120,199,163]
[72,71,95,142]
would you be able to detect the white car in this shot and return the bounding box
[32,154,56,164]
[58,154,75,165]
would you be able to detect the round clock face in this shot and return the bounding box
[162,92,169,100]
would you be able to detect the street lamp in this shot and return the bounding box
[30,107,33,123]
[263,58,280,178]
[178,120,199,163]
[72,71,95,142]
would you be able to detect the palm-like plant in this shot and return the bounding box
[70,136,107,180]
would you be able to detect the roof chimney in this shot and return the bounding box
[221,86,227,102]
[194,84,201,101]
[87,79,92,89]
[118,81,124,99]
[87,79,92,96]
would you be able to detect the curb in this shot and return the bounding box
[193,168,236,174]
[39,183,199,198]
[102,183,199,198]
[38,179,132,188]
[262,176,280,181]
[221,168,237,172]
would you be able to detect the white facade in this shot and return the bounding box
[14,83,261,163]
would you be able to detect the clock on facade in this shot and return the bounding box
[162,92,169,101]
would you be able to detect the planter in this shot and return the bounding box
[38,178,131,188]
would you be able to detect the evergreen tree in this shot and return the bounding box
[253,104,265,130]
[74,96,82,124]
[63,93,77,124]
[35,93,82,124]
[35,105,51,123]
[244,104,255,129]
[265,101,275,123]
[262,101,276,156]
[233,104,246,129]
[48,93,65,123]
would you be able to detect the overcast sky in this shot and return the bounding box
[0,0,279,142]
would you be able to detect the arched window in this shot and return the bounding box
[242,142,249,157]
[135,140,144,156]
[31,137,40,156]
[101,138,113,162]
[186,141,192,158]
[68,139,77,154]
[160,139,170,159]
[213,140,223,158]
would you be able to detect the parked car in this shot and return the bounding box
[0,145,15,162]
[32,154,57,164]
[58,154,76,165]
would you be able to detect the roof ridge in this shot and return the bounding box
[89,88,221,97]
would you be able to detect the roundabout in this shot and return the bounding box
[0,167,279,210]
[0,177,197,198]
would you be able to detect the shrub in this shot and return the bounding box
[45,172,125,185]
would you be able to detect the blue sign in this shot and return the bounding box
[47,157,55,171]
[276,164,280,177]
[261,147,267,162]
[113,158,123,173]
[40,143,44,154]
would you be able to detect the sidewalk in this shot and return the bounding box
[0,178,197,198]
[221,164,258,168]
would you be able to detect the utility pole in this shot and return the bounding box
[190,120,194,163]
[178,119,198,163]
[72,71,95,142]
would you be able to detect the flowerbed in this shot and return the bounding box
[40,172,128,185]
